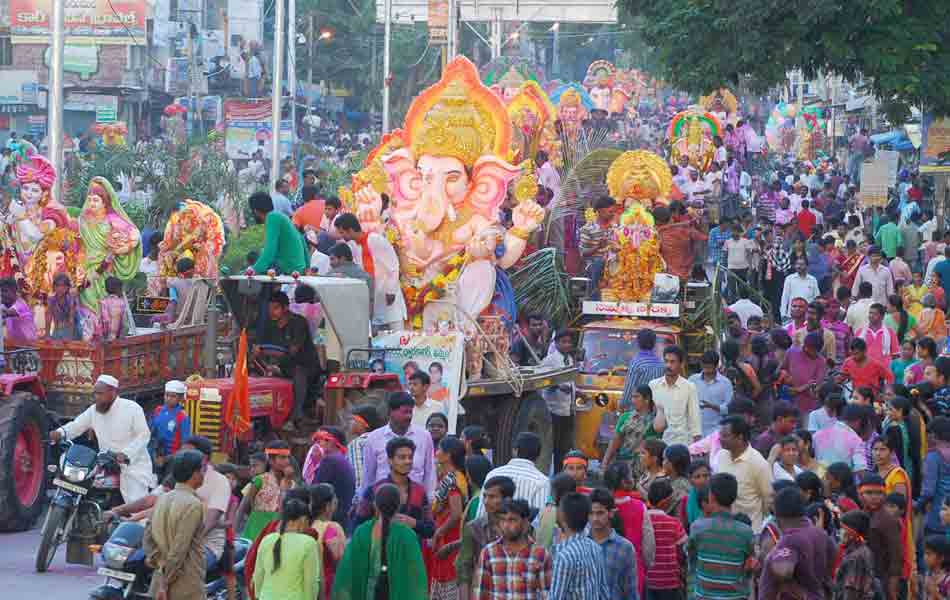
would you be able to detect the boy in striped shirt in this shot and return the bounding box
[645,479,688,600]
[688,473,755,599]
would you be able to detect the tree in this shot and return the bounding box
[619,0,950,122]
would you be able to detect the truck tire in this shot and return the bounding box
[498,392,554,475]
[35,504,68,572]
[0,392,49,532]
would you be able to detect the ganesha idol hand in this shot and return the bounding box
[355,187,383,228]
[511,199,545,233]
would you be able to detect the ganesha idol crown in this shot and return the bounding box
[404,57,512,167]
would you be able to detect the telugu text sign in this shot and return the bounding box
[582,301,680,318]
[921,114,950,173]
[11,0,149,43]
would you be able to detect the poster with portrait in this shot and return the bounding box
[372,332,465,433]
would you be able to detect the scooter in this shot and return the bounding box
[89,519,250,600]
[36,440,124,572]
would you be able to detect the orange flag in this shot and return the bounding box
[225,329,252,435]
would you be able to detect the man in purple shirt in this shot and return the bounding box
[780,332,827,415]
[361,391,436,495]
[1,278,36,342]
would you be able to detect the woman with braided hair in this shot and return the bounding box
[252,495,319,600]
[332,483,427,600]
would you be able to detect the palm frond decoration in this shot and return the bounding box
[544,148,622,249]
[509,247,574,328]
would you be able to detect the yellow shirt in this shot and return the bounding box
[713,445,774,533]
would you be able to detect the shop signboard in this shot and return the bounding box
[0,71,39,105]
[44,43,100,79]
[11,0,149,43]
[225,119,292,160]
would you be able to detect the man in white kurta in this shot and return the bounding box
[337,213,407,331]
[51,375,155,503]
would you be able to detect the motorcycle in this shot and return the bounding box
[89,520,250,600]
[36,440,124,573]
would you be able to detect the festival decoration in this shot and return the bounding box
[550,84,593,144]
[600,150,670,301]
[351,57,546,329]
[162,103,188,146]
[700,88,739,127]
[78,177,142,314]
[157,200,226,279]
[506,81,562,166]
[667,108,722,173]
[480,57,545,91]
[24,227,86,301]
[10,154,73,264]
[93,122,128,146]
[765,101,798,153]
[583,60,619,113]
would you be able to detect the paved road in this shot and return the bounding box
[0,526,103,597]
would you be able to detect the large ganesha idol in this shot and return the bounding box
[354,57,545,328]
[9,155,74,265]
[600,150,671,302]
[551,85,592,144]
[667,108,722,173]
[78,178,142,315]
[157,200,225,279]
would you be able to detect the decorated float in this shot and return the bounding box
[505,81,562,167]
[479,57,546,103]
[765,102,827,160]
[344,57,546,340]
[700,88,739,128]
[667,107,722,173]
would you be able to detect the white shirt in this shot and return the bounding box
[411,398,446,428]
[247,55,263,79]
[723,237,757,270]
[845,297,874,331]
[538,161,561,197]
[365,232,407,326]
[714,146,727,165]
[772,461,803,482]
[197,466,232,557]
[539,349,574,417]
[713,445,773,533]
[780,273,820,318]
[477,458,550,518]
[920,219,938,243]
[310,250,331,275]
[728,298,764,328]
[59,397,156,503]
[650,375,701,444]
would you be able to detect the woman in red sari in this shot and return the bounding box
[836,240,866,291]
[429,436,468,600]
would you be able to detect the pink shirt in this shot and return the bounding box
[3,298,36,342]
[855,325,899,366]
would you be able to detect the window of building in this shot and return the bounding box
[0,37,13,66]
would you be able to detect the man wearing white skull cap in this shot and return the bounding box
[50,374,156,502]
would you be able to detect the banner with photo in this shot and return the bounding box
[372,332,465,433]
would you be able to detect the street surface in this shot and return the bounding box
[0,526,102,597]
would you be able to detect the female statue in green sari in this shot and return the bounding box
[78,177,141,317]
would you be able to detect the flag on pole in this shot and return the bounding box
[225,328,251,435]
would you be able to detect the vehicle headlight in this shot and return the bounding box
[102,543,134,570]
[63,464,89,482]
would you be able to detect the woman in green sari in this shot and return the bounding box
[331,483,427,600]
[78,177,141,315]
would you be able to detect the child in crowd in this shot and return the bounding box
[46,273,81,340]
[683,460,710,531]
[100,276,129,340]
[249,452,268,477]
[638,439,667,499]
[923,535,950,600]
[832,510,878,600]
[771,435,803,481]
[645,478,688,600]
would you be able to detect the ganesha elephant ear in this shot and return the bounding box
[469,156,521,218]
[381,148,423,203]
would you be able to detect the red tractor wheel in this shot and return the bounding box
[0,392,49,531]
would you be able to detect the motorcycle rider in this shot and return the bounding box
[50,374,156,502]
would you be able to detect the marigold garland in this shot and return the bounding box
[603,235,663,302]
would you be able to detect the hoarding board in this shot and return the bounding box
[11,0,149,43]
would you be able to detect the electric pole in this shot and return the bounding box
[49,0,65,203]
[382,0,392,133]
[270,0,287,189]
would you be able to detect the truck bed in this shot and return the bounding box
[464,365,577,398]
[9,325,206,418]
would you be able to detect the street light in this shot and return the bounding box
[319,29,333,41]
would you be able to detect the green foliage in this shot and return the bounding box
[221,224,267,274]
[510,248,574,329]
[65,138,243,230]
[619,0,950,122]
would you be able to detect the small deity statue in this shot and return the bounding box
[9,155,73,262]
[78,177,142,314]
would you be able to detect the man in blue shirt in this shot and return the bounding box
[150,380,190,473]
[619,329,666,411]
